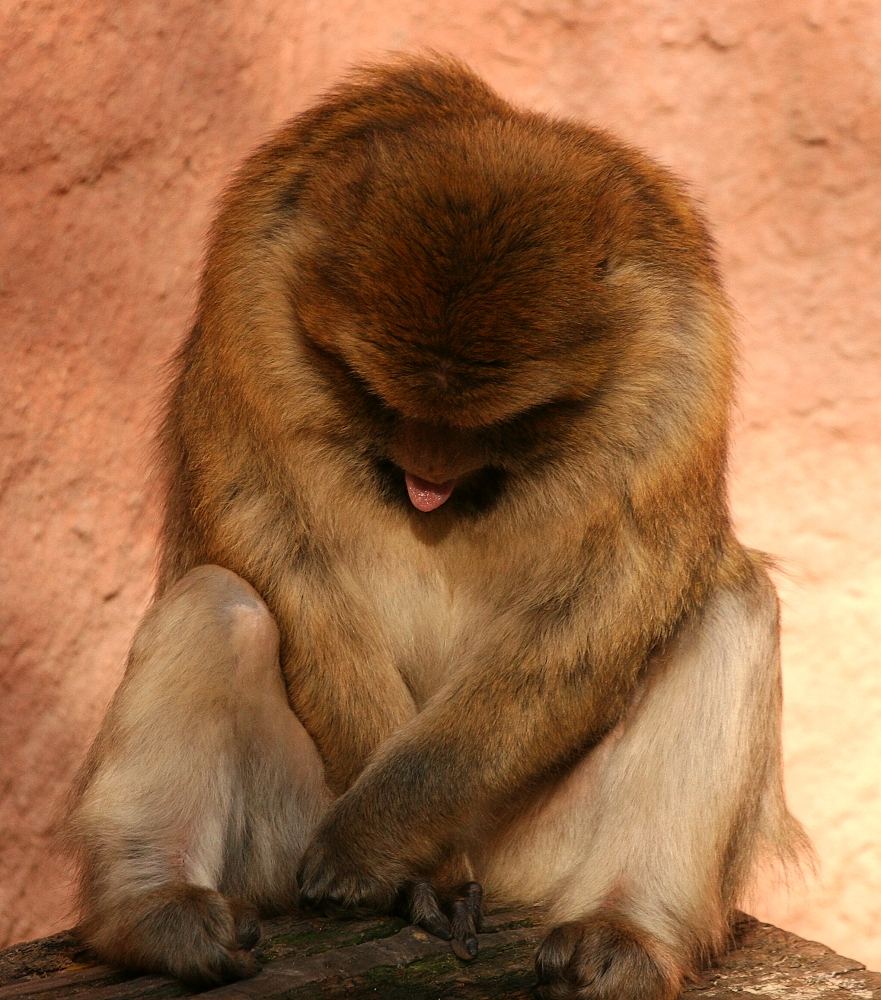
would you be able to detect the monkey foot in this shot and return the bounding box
[534,915,681,1000]
[87,885,262,987]
[401,880,484,961]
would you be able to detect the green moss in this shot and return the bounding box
[487,915,536,931]
[361,948,459,984]
[259,916,406,962]
[279,939,536,999]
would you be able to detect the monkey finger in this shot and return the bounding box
[461,880,484,933]
[450,896,479,960]
[297,872,384,919]
[399,879,485,959]
[403,880,452,940]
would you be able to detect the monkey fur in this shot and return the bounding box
[66,56,805,998]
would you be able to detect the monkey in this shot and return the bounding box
[65,55,806,999]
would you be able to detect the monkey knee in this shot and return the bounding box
[188,566,280,677]
[140,565,280,685]
[169,565,266,613]
[224,602,283,695]
[169,566,276,638]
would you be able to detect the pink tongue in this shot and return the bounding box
[404,472,456,512]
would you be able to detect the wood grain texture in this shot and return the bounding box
[1,912,878,999]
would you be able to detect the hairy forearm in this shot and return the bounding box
[275,583,419,793]
[326,638,645,873]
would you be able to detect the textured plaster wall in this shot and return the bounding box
[1,0,879,970]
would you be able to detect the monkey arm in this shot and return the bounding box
[297,578,664,911]
[273,577,419,795]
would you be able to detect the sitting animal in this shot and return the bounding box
[66,55,804,999]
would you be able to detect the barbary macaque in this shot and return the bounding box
[66,56,805,998]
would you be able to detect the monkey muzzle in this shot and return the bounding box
[390,420,486,512]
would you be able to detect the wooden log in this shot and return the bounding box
[0,911,878,998]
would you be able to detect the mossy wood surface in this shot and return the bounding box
[1,911,879,999]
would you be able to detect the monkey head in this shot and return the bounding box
[286,116,711,512]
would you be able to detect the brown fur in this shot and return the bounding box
[66,55,805,996]
[536,913,682,1000]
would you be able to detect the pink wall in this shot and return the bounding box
[2,0,879,969]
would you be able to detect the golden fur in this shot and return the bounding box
[67,56,805,997]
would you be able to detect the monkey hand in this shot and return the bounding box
[297,805,485,960]
[296,806,402,917]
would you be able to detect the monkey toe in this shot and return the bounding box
[171,888,262,987]
[403,880,483,961]
[210,947,261,987]
[534,915,680,1000]
[405,881,452,939]
[230,900,262,951]
[535,921,584,996]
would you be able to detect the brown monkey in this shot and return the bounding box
[66,56,806,998]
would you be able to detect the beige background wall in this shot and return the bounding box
[1,0,879,970]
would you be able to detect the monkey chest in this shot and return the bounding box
[359,558,485,708]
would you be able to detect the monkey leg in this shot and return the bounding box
[66,565,331,986]
[481,570,803,1000]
